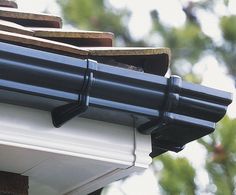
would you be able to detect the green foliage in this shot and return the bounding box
[157,155,196,195]
[199,117,236,194]
[150,9,212,76]
[61,0,124,32]
[220,16,236,43]
[215,47,236,77]
[59,0,147,46]
[164,23,212,70]
[217,15,236,76]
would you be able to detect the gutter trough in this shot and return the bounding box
[0,42,232,157]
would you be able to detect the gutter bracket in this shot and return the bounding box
[138,75,184,157]
[51,59,95,128]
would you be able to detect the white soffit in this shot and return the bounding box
[0,103,152,194]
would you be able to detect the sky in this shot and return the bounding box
[13,0,236,194]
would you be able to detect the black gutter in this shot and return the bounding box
[0,42,233,157]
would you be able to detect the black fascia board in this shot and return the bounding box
[0,42,233,157]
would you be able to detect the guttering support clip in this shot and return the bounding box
[138,75,184,156]
[51,59,95,128]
